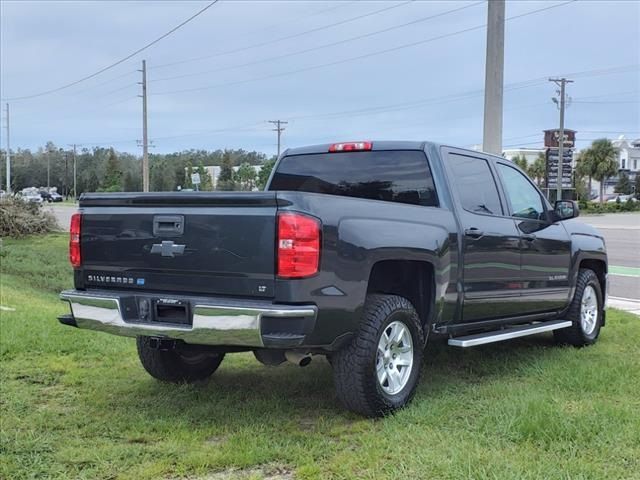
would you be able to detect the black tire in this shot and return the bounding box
[554,268,603,347]
[136,337,224,382]
[332,294,425,417]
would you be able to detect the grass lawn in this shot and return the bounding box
[1,234,639,479]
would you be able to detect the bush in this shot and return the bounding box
[580,200,640,214]
[0,197,58,238]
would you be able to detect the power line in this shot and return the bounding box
[150,1,415,71]
[150,1,483,84]
[152,1,576,98]
[2,1,220,102]
[298,64,640,122]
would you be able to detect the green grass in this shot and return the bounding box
[1,234,639,479]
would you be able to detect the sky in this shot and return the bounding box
[1,0,639,156]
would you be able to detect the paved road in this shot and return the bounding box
[48,204,75,232]
[580,213,640,309]
[47,205,638,306]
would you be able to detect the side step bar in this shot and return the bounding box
[448,320,572,348]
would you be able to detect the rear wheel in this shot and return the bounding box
[332,294,425,417]
[554,268,603,347]
[136,337,225,382]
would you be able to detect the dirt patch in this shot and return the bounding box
[186,465,294,480]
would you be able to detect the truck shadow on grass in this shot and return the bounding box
[105,332,565,425]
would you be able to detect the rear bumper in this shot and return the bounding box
[59,289,317,348]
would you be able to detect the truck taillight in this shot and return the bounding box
[69,213,82,268]
[277,212,320,278]
[328,141,372,152]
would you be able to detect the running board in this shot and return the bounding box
[448,320,572,348]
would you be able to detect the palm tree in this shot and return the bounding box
[512,155,528,171]
[527,153,547,187]
[584,139,619,203]
[576,149,597,200]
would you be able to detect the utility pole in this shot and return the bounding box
[139,60,149,192]
[5,103,11,193]
[269,120,288,157]
[549,77,573,201]
[47,149,51,188]
[482,0,505,155]
[68,144,77,199]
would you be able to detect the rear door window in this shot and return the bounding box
[269,150,438,207]
[446,153,503,215]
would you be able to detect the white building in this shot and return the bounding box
[612,136,640,173]
[502,148,546,165]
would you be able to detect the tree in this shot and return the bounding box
[512,154,528,171]
[576,149,597,200]
[149,158,176,192]
[584,139,619,203]
[635,175,640,200]
[102,148,123,191]
[614,172,632,194]
[184,160,194,189]
[236,163,257,191]
[527,153,546,187]
[217,150,236,191]
[195,161,212,190]
[257,158,276,190]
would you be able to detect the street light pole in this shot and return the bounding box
[550,77,573,201]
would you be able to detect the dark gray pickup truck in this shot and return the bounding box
[59,141,607,417]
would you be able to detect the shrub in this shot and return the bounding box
[580,200,640,214]
[0,197,58,238]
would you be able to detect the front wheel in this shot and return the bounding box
[555,268,604,347]
[136,337,225,383]
[332,294,425,417]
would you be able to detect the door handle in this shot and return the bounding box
[522,233,537,242]
[464,228,484,239]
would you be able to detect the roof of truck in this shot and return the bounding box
[281,140,496,158]
[283,141,433,156]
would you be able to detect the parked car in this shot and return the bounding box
[58,141,608,417]
[39,190,52,202]
[20,191,43,204]
[607,194,637,203]
[49,192,63,202]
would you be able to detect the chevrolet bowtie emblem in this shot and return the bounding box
[150,241,186,257]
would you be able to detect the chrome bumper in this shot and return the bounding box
[59,290,317,348]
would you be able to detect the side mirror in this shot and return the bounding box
[554,200,579,221]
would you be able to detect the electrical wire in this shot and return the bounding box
[151,1,577,97]
[2,1,220,101]
[150,1,415,70]
[150,1,484,84]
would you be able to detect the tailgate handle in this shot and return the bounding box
[153,215,184,237]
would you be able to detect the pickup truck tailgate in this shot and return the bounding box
[78,192,277,298]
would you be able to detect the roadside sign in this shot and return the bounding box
[191,173,201,185]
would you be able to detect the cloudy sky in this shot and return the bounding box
[1,0,638,155]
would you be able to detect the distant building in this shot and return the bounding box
[612,136,640,172]
[601,136,640,194]
[187,165,262,190]
[502,148,545,165]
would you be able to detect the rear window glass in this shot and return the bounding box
[269,150,438,207]
[447,153,503,216]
